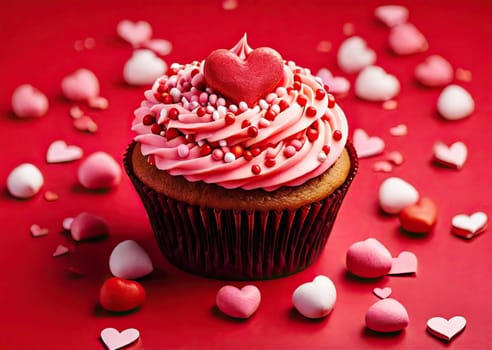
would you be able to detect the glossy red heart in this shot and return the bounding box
[99,277,146,312]
[203,47,283,106]
[399,197,437,233]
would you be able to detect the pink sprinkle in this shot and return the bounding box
[386,150,404,165]
[372,160,393,173]
[283,145,296,158]
[177,144,190,158]
[199,92,209,104]
[456,68,472,82]
[44,190,59,202]
[219,140,227,147]
[73,40,84,51]
[266,148,278,158]
[191,73,204,87]
[88,96,109,110]
[382,100,398,110]
[84,37,96,49]
[343,22,355,36]
[212,149,224,161]
[209,94,218,106]
[217,97,226,106]
[69,105,84,119]
[290,139,303,151]
[316,40,332,53]
[73,115,98,133]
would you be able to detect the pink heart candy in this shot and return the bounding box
[100,327,140,350]
[346,238,393,278]
[77,151,122,190]
[70,212,109,242]
[433,141,467,169]
[144,39,172,56]
[216,285,261,319]
[53,244,70,257]
[109,240,154,279]
[388,251,418,275]
[11,84,49,118]
[73,115,98,133]
[415,55,453,87]
[61,68,100,102]
[373,287,392,299]
[30,224,48,237]
[389,23,428,55]
[365,298,409,332]
[452,211,488,239]
[292,275,337,319]
[316,68,350,95]
[427,316,466,341]
[353,128,385,158]
[46,140,83,163]
[374,5,409,27]
[117,20,152,47]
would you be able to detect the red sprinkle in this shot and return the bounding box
[279,100,290,111]
[200,144,212,156]
[306,106,317,117]
[307,128,319,142]
[185,134,195,143]
[323,145,331,154]
[333,130,342,141]
[167,67,179,76]
[163,94,173,104]
[157,85,167,94]
[315,89,326,100]
[264,109,277,121]
[324,84,330,92]
[231,145,243,158]
[168,108,180,120]
[190,68,200,77]
[293,81,302,91]
[196,107,207,117]
[243,150,253,161]
[248,126,258,137]
[297,95,308,107]
[265,158,276,168]
[251,164,261,175]
[151,124,162,134]
[166,128,180,140]
[293,74,302,82]
[142,114,155,125]
[225,113,235,125]
[328,94,336,108]
[251,147,261,156]
[241,120,251,128]
[147,155,155,166]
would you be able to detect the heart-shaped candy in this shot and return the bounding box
[355,66,400,101]
[144,39,172,56]
[415,55,453,87]
[353,128,385,158]
[389,124,408,136]
[316,68,350,95]
[100,327,140,350]
[433,141,467,169]
[11,84,49,118]
[62,217,74,231]
[61,68,100,102]
[70,212,109,241]
[379,177,419,214]
[337,36,376,74]
[374,5,409,27]
[216,285,261,319]
[46,140,83,163]
[78,151,122,190]
[203,46,283,106]
[373,287,392,299]
[399,197,437,233]
[99,277,146,312]
[117,20,152,47]
[123,49,167,86]
[389,23,428,55]
[388,251,418,275]
[53,244,70,257]
[372,161,393,173]
[437,85,474,120]
[7,163,44,199]
[292,275,337,319]
[30,224,48,237]
[346,238,393,278]
[365,298,409,333]
[427,316,466,341]
[73,115,98,133]
[109,240,154,279]
[386,151,404,166]
[452,212,488,239]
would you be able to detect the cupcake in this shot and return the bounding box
[124,35,358,280]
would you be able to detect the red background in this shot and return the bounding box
[1,0,492,349]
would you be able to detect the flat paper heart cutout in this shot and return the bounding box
[216,285,261,319]
[389,23,428,55]
[204,46,283,106]
[109,240,154,279]
[415,55,453,87]
[30,224,48,237]
[437,85,474,120]
[388,251,418,275]
[373,287,392,299]
[374,5,409,27]
[353,128,385,158]
[11,84,49,118]
[355,65,400,102]
[452,211,488,239]
[399,197,437,233]
[379,177,419,214]
[53,244,69,257]
[123,49,167,86]
[365,298,409,333]
[337,36,376,74]
[99,277,146,312]
[46,140,83,163]
[433,141,467,169]
[427,316,466,341]
[292,275,337,318]
[100,327,140,350]
[61,68,100,102]
[346,238,393,278]
[117,20,152,47]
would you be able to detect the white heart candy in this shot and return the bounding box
[46,140,84,163]
[292,275,337,319]
[452,212,488,239]
[378,177,419,214]
[437,85,474,120]
[7,163,44,199]
[123,49,167,86]
[374,5,409,27]
[355,66,400,102]
[337,36,376,74]
[100,327,140,350]
[109,240,154,279]
[433,141,467,169]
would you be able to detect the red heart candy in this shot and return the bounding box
[399,197,437,233]
[99,277,146,312]
[203,47,283,106]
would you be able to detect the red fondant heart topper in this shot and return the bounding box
[204,45,284,106]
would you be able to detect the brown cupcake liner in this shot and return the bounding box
[124,141,358,280]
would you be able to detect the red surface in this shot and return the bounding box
[1,1,492,349]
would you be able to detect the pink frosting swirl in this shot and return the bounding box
[132,37,348,191]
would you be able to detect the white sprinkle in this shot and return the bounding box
[252,106,261,113]
[205,87,213,94]
[170,63,180,70]
[166,76,178,88]
[219,140,227,147]
[158,108,168,124]
[239,101,249,111]
[271,104,281,114]
[217,97,226,106]
[229,104,238,113]
[177,144,190,158]
[287,60,296,68]
[190,94,198,102]
[160,130,166,137]
[259,99,269,110]
[206,105,215,113]
[197,140,205,146]
[314,76,323,85]
[224,152,236,163]
[276,87,287,97]
[304,68,311,75]
[266,93,277,103]
[259,118,271,128]
[318,151,327,162]
[217,105,227,115]
[212,110,220,120]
